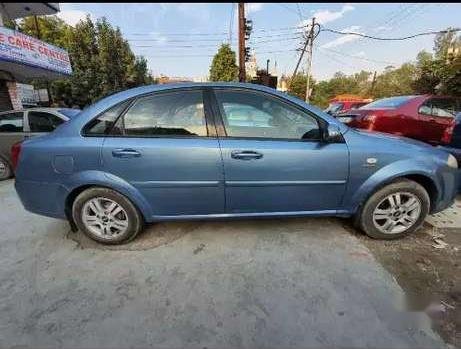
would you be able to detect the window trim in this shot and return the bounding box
[82,87,218,139]
[209,87,326,142]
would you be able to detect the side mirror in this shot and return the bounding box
[323,124,344,143]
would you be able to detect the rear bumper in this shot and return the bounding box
[15,179,68,219]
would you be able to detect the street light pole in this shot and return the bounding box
[238,3,246,82]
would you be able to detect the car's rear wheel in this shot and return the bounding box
[0,157,11,180]
[72,187,144,244]
[357,179,430,239]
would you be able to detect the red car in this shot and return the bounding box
[337,95,461,145]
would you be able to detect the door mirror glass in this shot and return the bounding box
[323,124,343,143]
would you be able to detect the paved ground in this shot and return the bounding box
[0,179,448,349]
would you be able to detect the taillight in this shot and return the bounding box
[11,141,22,171]
[441,124,454,144]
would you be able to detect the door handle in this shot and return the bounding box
[231,150,263,160]
[112,148,141,158]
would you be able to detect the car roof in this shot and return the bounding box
[0,107,78,115]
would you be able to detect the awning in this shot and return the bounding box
[0,3,59,20]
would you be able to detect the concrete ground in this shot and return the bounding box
[0,179,448,349]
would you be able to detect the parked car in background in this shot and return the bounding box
[13,83,458,245]
[324,95,373,116]
[0,107,80,180]
[337,95,461,145]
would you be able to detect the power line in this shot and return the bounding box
[131,36,303,48]
[319,47,396,65]
[127,31,304,43]
[320,27,460,41]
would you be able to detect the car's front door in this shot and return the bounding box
[211,88,349,214]
[101,88,225,217]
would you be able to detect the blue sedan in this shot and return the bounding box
[13,83,458,244]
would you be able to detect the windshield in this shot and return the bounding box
[324,102,344,114]
[59,108,81,118]
[359,96,415,109]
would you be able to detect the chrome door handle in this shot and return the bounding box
[112,149,141,158]
[231,150,263,160]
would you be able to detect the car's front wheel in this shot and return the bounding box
[357,179,430,239]
[0,157,12,180]
[72,187,144,244]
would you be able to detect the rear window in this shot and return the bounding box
[359,96,415,109]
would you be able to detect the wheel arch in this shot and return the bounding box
[63,171,153,226]
[349,169,440,215]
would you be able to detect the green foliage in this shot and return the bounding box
[287,73,307,100]
[209,44,238,82]
[16,15,153,107]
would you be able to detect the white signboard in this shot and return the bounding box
[0,26,72,75]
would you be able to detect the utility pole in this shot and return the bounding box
[370,71,377,96]
[292,33,309,78]
[305,17,315,103]
[266,59,270,74]
[238,3,246,82]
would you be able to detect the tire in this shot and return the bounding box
[0,157,12,181]
[72,187,144,244]
[356,179,430,240]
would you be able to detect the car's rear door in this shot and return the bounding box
[418,97,456,144]
[210,88,349,214]
[101,88,225,218]
[0,111,25,163]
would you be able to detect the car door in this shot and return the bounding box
[101,88,225,217]
[418,98,455,144]
[0,111,25,162]
[210,88,349,214]
[26,110,66,138]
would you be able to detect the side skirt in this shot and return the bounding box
[149,210,352,222]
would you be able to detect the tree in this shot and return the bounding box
[14,15,153,107]
[287,73,308,101]
[372,63,416,98]
[209,44,238,82]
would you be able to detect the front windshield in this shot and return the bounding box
[360,96,415,109]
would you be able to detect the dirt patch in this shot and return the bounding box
[66,221,202,251]
[343,221,461,347]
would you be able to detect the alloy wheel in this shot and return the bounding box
[372,192,422,234]
[81,197,129,240]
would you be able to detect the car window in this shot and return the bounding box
[419,98,457,118]
[431,98,456,118]
[324,102,343,114]
[360,96,415,109]
[122,90,207,137]
[0,112,23,132]
[215,90,320,140]
[28,111,64,132]
[84,100,131,136]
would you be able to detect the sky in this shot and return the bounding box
[55,3,461,81]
